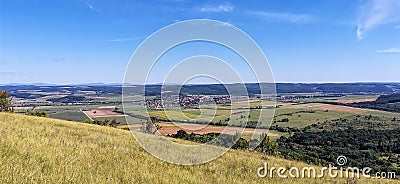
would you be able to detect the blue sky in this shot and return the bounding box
[0,0,399,84]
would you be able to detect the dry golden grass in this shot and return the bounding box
[0,112,398,183]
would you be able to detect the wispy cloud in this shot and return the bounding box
[86,1,101,13]
[356,0,400,39]
[105,37,143,42]
[377,47,400,53]
[395,25,400,29]
[248,11,314,23]
[0,71,15,75]
[199,3,234,13]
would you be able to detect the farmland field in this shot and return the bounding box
[36,106,96,122]
[83,106,124,117]
[273,109,354,128]
[12,94,400,139]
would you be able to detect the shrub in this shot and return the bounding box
[27,110,48,117]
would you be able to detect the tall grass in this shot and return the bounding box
[0,112,397,183]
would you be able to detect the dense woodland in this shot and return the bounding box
[277,116,400,174]
[347,93,400,112]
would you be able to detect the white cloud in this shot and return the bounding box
[86,1,101,13]
[200,3,234,13]
[87,4,94,10]
[377,47,400,53]
[395,26,400,29]
[356,0,400,39]
[249,11,314,23]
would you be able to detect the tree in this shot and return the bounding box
[173,129,188,139]
[256,133,278,156]
[142,117,162,134]
[0,90,12,112]
[102,119,110,126]
[28,110,48,117]
[279,118,289,122]
[110,119,118,127]
[288,129,292,136]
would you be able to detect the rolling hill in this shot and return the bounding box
[0,112,397,183]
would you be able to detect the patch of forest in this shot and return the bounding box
[347,93,400,112]
[277,116,400,174]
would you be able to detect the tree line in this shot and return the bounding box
[169,130,278,155]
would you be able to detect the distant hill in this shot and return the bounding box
[136,83,400,95]
[0,112,396,183]
[2,83,399,97]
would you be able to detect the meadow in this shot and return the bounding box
[1,112,397,183]
[35,105,96,122]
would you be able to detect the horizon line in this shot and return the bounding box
[1,81,400,86]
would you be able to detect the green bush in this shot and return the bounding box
[27,110,49,117]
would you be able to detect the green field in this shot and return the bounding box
[1,112,396,183]
[362,110,400,119]
[141,101,363,129]
[35,106,97,122]
[148,109,200,120]
[273,109,355,128]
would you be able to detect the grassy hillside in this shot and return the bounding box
[0,112,398,183]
